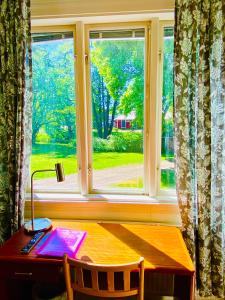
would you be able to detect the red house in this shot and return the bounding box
[114,112,136,129]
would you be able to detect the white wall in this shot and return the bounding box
[31,0,174,19]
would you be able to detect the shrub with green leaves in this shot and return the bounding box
[109,131,143,153]
[93,131,143,153]
[93,137,113,152]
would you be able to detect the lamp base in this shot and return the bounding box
[24,218,52,233]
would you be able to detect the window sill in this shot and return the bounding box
[24,193,181,226]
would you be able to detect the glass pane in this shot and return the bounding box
[160,27,175,190]
[90,29,145,191]
[31,32,77,191]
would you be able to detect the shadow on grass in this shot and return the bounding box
[32,143,76,158]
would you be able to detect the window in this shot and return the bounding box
[30,21,175,201]
[89,28,145,192]
[31,31,78,191]
[160,27,175,192]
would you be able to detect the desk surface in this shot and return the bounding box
[0,221,194,275]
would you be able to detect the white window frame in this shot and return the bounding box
[84,21,150,196]
[31,25,81,194]
[26,18,179,226]
[157,21,175,197]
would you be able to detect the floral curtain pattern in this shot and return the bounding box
[174,0,225,297]
[0,0,32,244]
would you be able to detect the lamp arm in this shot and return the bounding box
[31,169,56,178]
[30,168,56,231]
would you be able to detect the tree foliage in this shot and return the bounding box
[32,39,75,144]
[91,40,144,138]
[32,34,174,146]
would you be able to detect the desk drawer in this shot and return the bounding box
[0,261,62,282]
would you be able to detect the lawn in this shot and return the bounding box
[31,143,144,179]
[112,169,176,190]
[31,143,175,189]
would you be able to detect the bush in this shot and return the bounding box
[93,137,113,152]
[109,131,143,153]
[36,130,51,144]
[93,131,143,153]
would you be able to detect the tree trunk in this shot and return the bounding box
[93,101,102,138]
[32,126,39,145]
[108,100,118,136]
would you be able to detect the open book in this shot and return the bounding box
[36,227,87,258]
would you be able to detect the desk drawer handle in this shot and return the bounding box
[15,272,33,277]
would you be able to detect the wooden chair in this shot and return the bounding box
[63,254,144,300]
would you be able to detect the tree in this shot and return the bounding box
[32,39,75,145]
[32,46,54,143]
[91,39,144,138]
[118,42,144,128]
[91,65,116,139]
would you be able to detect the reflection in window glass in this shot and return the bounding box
[31,32,77,191]
[160,27,175,190]
[90,29,145,191]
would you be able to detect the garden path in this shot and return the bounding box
[34,160,174,190]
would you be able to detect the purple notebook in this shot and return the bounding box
[36,227,87,258]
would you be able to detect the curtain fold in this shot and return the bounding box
[175,0,225,297]
[0,0,32,244]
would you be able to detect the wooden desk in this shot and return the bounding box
[0,221,195,300]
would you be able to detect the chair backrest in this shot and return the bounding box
[63,254,144,300]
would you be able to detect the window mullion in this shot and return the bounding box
[144,23,151,195]
[85,25,94,193]
[156,23,165,195]
[75,22,89,195]
[148,18,160,197]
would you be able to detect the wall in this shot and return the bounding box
[31,0,174,19]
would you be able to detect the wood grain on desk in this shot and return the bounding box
[0,221,195,300]
[55,221,194,274]
[0,221,194,275]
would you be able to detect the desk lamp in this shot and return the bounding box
[24,163,65,233]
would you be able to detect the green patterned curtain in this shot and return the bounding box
[175,0,225,297]
[0,0,32,244]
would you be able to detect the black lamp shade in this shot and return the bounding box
[55,163,65,182]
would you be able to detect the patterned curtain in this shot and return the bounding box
[174,0,225,297]
[0,0,32,244]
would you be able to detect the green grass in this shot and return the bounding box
[93,152,143,170]
[31,154,77,179]
[112,178,143,189]
[31,143,144,179]
[32,143,75,157]
[31,143,175,190]
[112,170,176,190]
